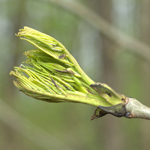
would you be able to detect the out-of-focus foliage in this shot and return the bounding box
[0,0,150,150]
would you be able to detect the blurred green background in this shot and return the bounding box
[0,0,150,150]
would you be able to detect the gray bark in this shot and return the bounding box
[125,98,150,120]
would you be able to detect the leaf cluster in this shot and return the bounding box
[10,27,126,119]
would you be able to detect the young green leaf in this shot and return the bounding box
[10,27,150,120]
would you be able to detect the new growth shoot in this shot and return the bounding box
[10,27,150,120]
